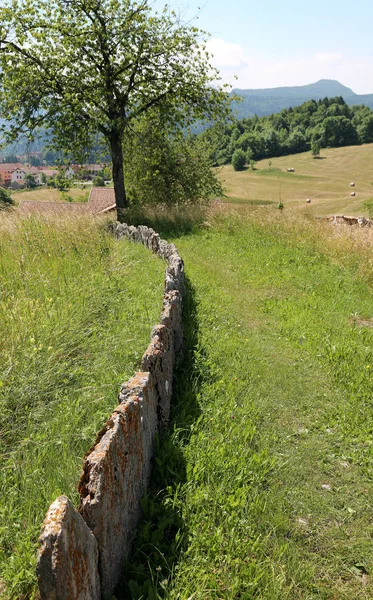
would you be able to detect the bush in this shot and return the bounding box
[232,149,246,171]
[93,175,105,187]
[0,187,13,208]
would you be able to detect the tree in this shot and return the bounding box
[25,174,37,188]
[0,187,13,208]
[124,111,223,206]
[231,149,246,171]
[49,174,70,190]
[0,0,230,217]
[3,154,18,163]
[93,175,105,187]
[311,139,321,158]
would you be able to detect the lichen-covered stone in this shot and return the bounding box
[79,373,157,598]
[141,324,173,423]
[161,290,183,353]
[37,496,100,600]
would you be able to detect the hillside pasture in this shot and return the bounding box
[219,143,373,216]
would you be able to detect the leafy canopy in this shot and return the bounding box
[124,110,223,206]
[0,0,230,210]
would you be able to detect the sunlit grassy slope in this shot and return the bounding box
[219,143,373,216]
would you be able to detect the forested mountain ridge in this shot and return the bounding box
[203,95,373,166]
[231,79,373,118]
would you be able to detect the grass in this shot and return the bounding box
[219,143,373,216]
[11,186,91,205]
[0,214,165,599]
[122,206,373,599]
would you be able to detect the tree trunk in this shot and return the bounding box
[108,132,127,222]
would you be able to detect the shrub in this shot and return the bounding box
[93,175,105,187]
[231,149,246,171]
[0,187,13,208]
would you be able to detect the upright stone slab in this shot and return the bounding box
[141,324,173,423]
[79,373,158,598]
[161,290,183,353]
[37,496,100,600]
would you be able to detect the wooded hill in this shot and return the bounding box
[231,79,373,118]
[203,95,373,166]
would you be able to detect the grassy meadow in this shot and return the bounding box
[122,207,373,599]
[3,143,373,599]
[11,186,91,205]
[0,214,165,599]
[219,142,373,216]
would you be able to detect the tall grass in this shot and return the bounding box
[0,214,165,599]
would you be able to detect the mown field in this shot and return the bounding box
[219,143,373,216]
[122,207,373,599]
[0,214,165,599]
[12,186,91,205]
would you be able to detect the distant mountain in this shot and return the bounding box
[231,79,373,118]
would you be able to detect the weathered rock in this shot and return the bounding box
[37,496,100,600]
[141,324,173,423]
[161,290,183,353]
[37,221,185,599]
[79,373,158,599]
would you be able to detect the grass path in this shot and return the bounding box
[125,211,373,599]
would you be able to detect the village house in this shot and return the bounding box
[11,168,43,189]
[0,163,23,187]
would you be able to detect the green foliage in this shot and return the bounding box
[0,187,13,208]
[28,155,42,167]
[0,216,165,597]
[3,154,18,163]
[311,139,321,157]
[59,191,74,203]
[124,112,223,206]
[24,174,37,188]
[92,175,105,187]
[231,148,246,171]
[49,175,69,191]
[203,96,373,166]
[0,0,230,209]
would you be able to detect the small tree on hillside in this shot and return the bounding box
[0,0,230,218]
[311,139,321,158]
[232,149,246,171]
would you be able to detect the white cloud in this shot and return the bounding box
[206,38,373,94]
[205,38,245,68]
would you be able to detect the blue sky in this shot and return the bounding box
[161,0,373,92]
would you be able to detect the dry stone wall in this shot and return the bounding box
[36,222,184,600]
[329,215,373,227]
